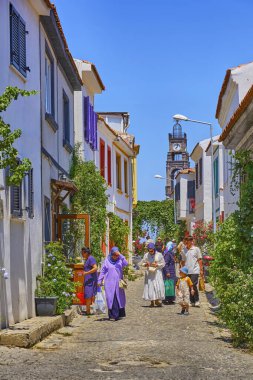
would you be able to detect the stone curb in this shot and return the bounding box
[0,306,78,348]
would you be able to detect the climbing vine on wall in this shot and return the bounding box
[108,212,130,253]
[0,86,37,185]
[70,145,108,262]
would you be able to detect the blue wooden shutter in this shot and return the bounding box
[90,104,94,146]
[84,97,89,142]
[195,163,199,189]
[187,180,195,199]
[88,103,93,145]
[175,182,180,201]
[63,92,70,143]
[94,112,98,150]
[11,184,22,217]
[19,17,27,77]
[10,4,20,69]
[28,168,34,218]
[10,4,27,77]
[199,158,203,185]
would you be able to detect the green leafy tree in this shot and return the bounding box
[133,199,177,241]
[0,86,37,185]
[210,150,253,346]
[70,145,108,262]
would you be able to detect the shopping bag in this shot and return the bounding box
[94,287,106,314]
[164,278,175,297]
[199,277,205,291]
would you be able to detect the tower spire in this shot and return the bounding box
[165,121,190,198]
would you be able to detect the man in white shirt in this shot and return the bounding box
[181,236,203,306]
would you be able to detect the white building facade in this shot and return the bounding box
[0,0,50,326]
[190,139,212,224]
[97,114,138,260]
[175,169,196,234]
[205,139,225,222]
[216,62,253,218]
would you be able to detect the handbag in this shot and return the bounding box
[199,277,205,291]
[164,278,175,297]
[119,279,128,289]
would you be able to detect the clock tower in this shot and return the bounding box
[166,121,190,198]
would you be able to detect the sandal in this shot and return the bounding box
[149,301,155,307]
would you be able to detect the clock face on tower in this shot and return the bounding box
[173,143,181,151]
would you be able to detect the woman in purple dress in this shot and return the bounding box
[81,247,98,315]
[98,247,128,321]
[163,242,176,304]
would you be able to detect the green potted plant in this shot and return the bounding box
[35,241,77,316]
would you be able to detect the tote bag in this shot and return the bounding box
[164,278,175,297]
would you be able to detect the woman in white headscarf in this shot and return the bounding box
[141,242,165,307]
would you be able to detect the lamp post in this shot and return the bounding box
[154,175,177,225]
[172,114,216,233]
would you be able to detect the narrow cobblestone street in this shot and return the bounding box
[1,277,253,380]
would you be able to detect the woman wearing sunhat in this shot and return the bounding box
[141,242,165,307]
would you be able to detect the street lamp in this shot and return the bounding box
[172,114,216,233]
[154,175,177,224]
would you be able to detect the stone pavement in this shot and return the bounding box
[0,277,253,380]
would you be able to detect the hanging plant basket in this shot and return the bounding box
[35,297,58,316]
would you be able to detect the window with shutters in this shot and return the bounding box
[214,157,219,198]
[187,180,195,214]
[84,97,98,151]
[11,183,22,217]
[116,153,122,190]
[44,196,51,243]
[100,139,105,178]
[10,4,28,77]
[45,45,54,116]
[195,163,199,189]
[107,146,112,185]
[28,168,34,218]
[175,182,180,201]
[63,90,72,151]
[199,157,203,186]
[124,159,128,194]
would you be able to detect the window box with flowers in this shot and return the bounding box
[35,242,77,316]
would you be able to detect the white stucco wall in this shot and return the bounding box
[218,63,253,130]
[40,27,74,175]
[95,121,133,257]
[0,0,44,325]
[191,139,212,224]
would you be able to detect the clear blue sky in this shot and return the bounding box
[53,0,253,201]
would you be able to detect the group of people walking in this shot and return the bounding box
[140,235,203,315]
[80,234,203,321]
